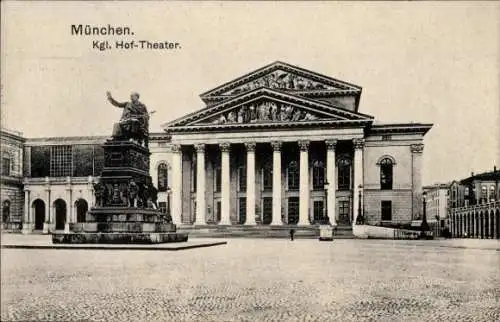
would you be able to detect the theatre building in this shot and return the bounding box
[156,62,432,229]
[4,62,433,233]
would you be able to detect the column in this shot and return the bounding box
[352,138,364,226]
[298,140,310,225]
[65,177,72,233]
[43,179,50,234]
[194,144,206,225]
[271,141,282,225]
[220,143,231,225]
[22,189,31,234]
[245,142,257,225]
[326,140,337,226]
[411,144,424,220]
[170,144,182,225]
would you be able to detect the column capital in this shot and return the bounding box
[410,143,424,153]
[170,144,181,153]
[220,142,231,152]
[194,144,206,153]
[271,141,282,152]
[244,142,257,152]
[353,138,365,150]
[325,139,338,151]
[298,140,310,151]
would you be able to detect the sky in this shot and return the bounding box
[1,1,499,186]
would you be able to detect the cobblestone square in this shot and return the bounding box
[1,237,499,321]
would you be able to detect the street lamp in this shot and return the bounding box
[324,181,330,225]
[356,184,364,224]
[421,191,430,232]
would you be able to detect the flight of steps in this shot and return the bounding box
[178,224,355,239]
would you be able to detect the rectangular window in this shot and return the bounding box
[239,167,247,192]
[263,168,273,191]
[312,166,325,190]
[382,135,392,141]
[50,145,72,177]
[158,202,167,214]
[1,157,10,176]
[287,165,299,190]
[313,200,324,223]
[30,146,51,177]
[381,200,392,221]
[215,168,221,192]
[262,197,273,224]
[239,197,246,224]
[72,145,94,177]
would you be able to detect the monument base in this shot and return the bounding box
[52,232,188,244]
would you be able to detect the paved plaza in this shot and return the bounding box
[1,235,499,322]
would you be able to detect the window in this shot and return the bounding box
[481,185,487,203]
[380,158,394,190]
[50,145,72,177]
[262,197,273,224]
[381,201,392,221]
[72,145,94,177]
[287,161,299,190]
[490,185,496,202]
[1,153,11,176]
[158,202,167,214]
[2,200,10,223]
[263,166,273,191]
[312,161,325,190]
[382,135,392,141]
[239,197,246,224]
[338,158,351,190]
[157,163,169,192]
[313,200,324,223]
[238,167,247,192]
[215,168,222,192]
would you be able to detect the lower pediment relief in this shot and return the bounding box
[198,99,340,125]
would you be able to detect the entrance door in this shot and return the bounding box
[313,200,324,224]
[54,199,67,230]
[288,197,299,224]
[338,200,351,225]
[262,197,272,225]
[33,199,45,230]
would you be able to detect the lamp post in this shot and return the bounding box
[356,184,364,224]
[421,191,429,232]
[324,181,330,225]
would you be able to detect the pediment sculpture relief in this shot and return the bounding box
[224,70,335,96]
[205,101,326,125]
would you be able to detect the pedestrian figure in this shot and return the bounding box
[290,228,295,241]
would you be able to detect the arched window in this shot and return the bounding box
[287,161,299,190]
[157,163,169,192]
[312,160,325,190]
[1,152,11,176]
[337,157,351,190]
[380,158,394,190]
[2,200,10,223]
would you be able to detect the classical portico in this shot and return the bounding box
[161,61,431,228]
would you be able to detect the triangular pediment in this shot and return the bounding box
[200,61,362,100]
[164,88,373,131]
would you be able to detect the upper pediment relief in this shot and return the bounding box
[200,61,362,103]
[219,69,339,96]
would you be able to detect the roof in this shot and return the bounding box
[460,169,500,184]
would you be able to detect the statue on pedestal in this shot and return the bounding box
[106,91,150,147]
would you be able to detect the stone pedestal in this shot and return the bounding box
[52,139,188,244]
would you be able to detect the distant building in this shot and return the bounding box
[448,168,500,239]
[0,128,25,230]
[423,183,450,234]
